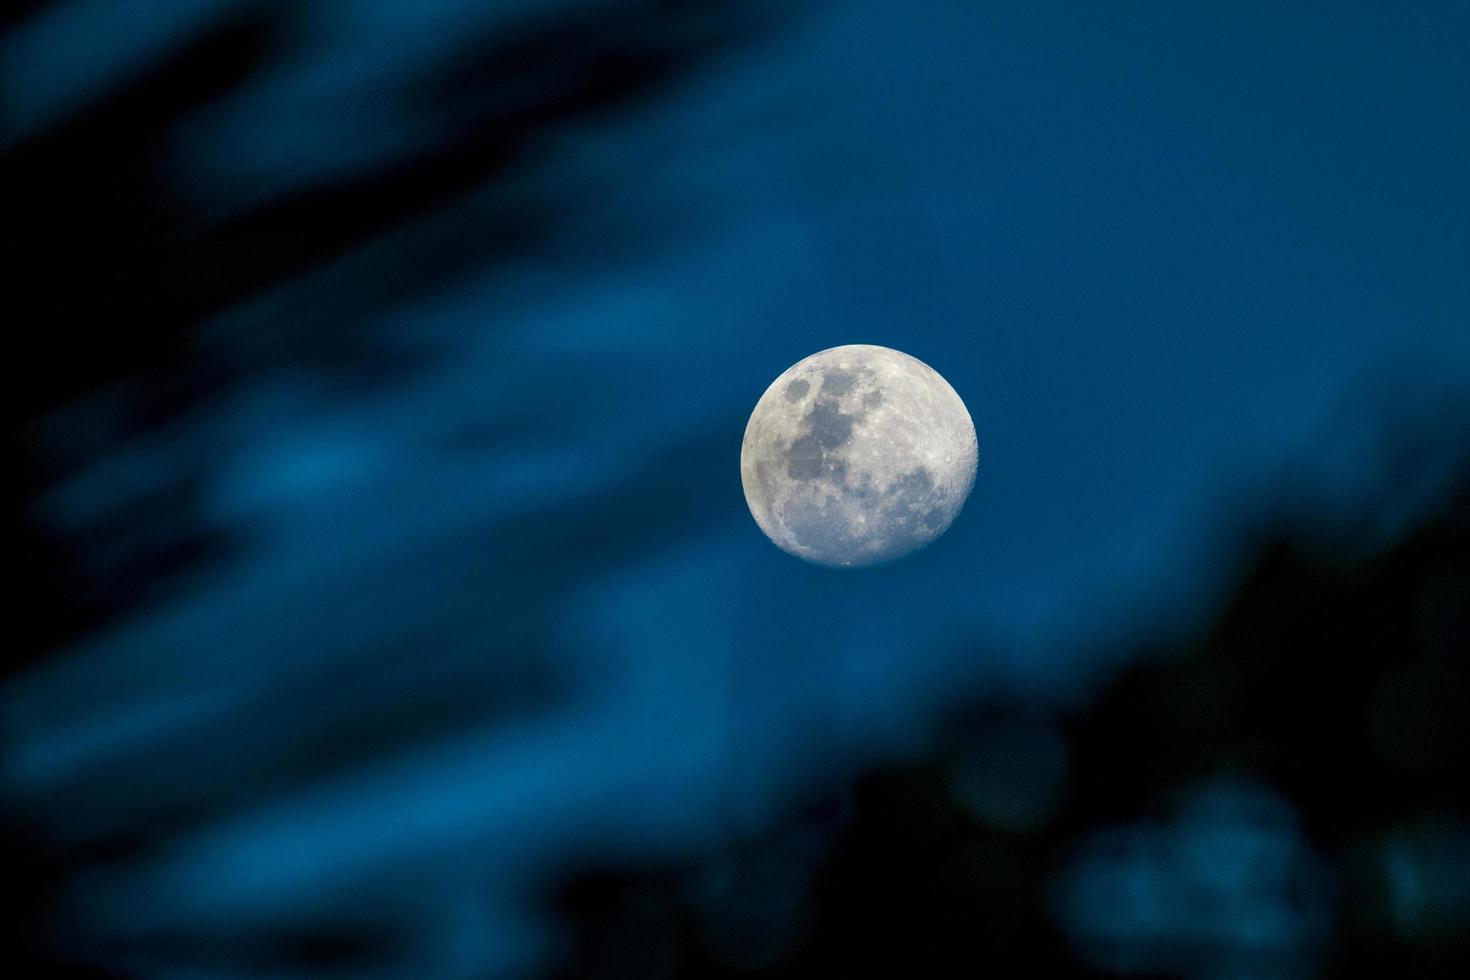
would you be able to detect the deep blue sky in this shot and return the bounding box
[6,2,1469,975]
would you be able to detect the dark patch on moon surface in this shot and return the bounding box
[785,435,824,480]
[784,379,810,401]
[850,474,878,502]
[888,467,934,498]
[807,400,856,449]
[821,368,858,396]
[880,467,942,544]
[863,390,883,408]
[785,391,865,481]
[785,433,849,483]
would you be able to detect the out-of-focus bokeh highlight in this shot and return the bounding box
[5,2,1468,977]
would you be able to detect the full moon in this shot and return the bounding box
[741,345,978,567]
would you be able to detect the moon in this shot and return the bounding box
[741,345,978,567]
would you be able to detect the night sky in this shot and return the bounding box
[6,2,1469,977]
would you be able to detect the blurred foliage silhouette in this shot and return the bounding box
[5,1,1469,978]
[553,469,1469,978]
[9,0,782,663]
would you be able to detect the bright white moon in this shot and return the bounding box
[741,345,978,567]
